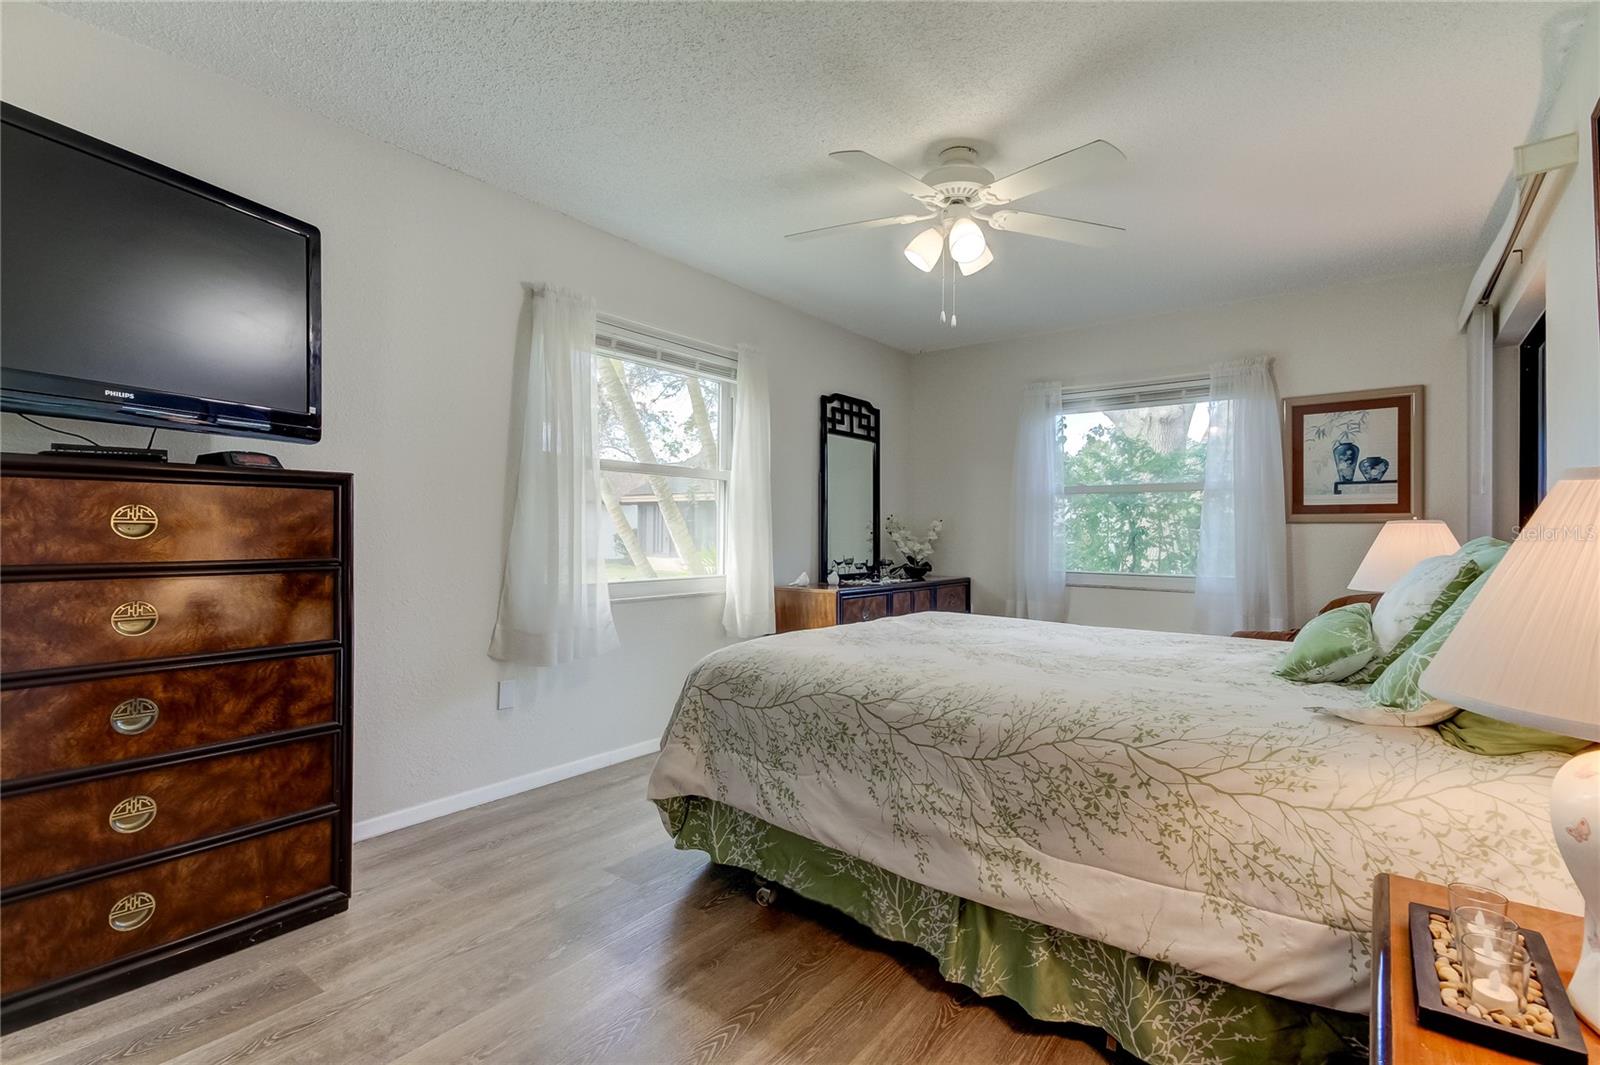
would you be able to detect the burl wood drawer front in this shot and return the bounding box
[0,655,336,782]
[838,594,888,624]
[1,737,335,889]
[0,572,336,674]
[936,583,969,612]
[0,477,336,566]
[0,819,333,997]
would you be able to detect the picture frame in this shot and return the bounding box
[1283,385,1423,523]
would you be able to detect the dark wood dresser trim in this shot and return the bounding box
[0,454,353,1031]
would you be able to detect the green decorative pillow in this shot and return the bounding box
[1274,603,1379,683]
[1367,569,1489,710]
[1436,711,1596,756]
[1346,558,1481,684]
[1452,535,1509,573]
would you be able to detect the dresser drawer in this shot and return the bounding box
[936,583,969,612]
[1,655,336,782]
[0,818,334,997]
[0,477,336,566]
[0,572,336,674]
[838,593,888,624]
[1,737,335,889]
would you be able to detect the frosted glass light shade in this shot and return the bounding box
[1421,468,1599,739]
[947,217,987,263]
[1348,519,1461,592]
[958,246,994,276]
[904,227,944,272]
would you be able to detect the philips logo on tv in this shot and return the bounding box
[103,389,135,400]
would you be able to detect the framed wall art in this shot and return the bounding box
[1283,385,1423,523]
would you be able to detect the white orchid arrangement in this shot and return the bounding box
[884,515,943,563]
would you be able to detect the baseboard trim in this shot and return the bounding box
[352,737,661,842]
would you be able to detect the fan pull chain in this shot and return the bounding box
[939,251,948,324]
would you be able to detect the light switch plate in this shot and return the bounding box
[496,680,518,711]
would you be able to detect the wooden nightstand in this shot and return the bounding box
[1371,873,1600,1063]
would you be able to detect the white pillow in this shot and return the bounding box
[1311,699,1458,728]
[1370,554,1464,652]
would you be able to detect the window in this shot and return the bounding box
[594,320,735,594]
[1056,378,1210,582]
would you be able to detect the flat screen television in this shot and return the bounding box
[1,103,321,443]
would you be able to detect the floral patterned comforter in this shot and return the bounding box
[647,612,1579,1013]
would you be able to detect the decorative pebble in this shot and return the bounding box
[1467,1004,1484,1019]
[1533,1021,1555,1036]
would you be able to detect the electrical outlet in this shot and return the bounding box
[496,680,518,711]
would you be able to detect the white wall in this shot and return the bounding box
[1520,23,1598,475]
[908,267,1475,630]
[0,5,911,827]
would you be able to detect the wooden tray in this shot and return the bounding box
[1409,903,1589,1063]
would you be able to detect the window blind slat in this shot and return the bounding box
[1058,376,1209,414]
[594,316,738,381]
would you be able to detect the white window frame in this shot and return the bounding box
[1057,375,1209,593]
[594,316,737,602]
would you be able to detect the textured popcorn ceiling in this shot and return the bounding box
[53,1,1591,353]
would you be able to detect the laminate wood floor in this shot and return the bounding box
[1,756,1119,1065]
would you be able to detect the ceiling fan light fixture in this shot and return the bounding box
[947,216,987,264]
[904,227,944,272]
[957,245,994,276]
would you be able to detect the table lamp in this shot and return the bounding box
[1349,518,1462,592]
[1421,467,1600,1030]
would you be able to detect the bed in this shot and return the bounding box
[646,612,1580,1064]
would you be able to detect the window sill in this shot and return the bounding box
[609,575,726,602]
[1065,572,1196,593]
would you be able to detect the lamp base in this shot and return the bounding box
[1551,749,1599,1032]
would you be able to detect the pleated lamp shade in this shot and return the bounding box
[1421,468,1600,739]
[1348,519,1461,592]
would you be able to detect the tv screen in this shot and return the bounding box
[1,103,321,442]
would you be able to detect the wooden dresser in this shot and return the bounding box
[0,455,353,1030]
[774,575,971,633]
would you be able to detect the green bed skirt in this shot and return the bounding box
[656,795,1366,1065]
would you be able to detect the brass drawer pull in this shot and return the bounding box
[110,697,160,735]
[108,795,157,834]
[110,601,159,637]
[108,892,156,932]
[109,504,159,540]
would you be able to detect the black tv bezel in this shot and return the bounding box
[0,102,322,444]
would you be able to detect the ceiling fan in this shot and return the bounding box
[786,139,1128,324]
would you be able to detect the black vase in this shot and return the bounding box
[901,558,932,581]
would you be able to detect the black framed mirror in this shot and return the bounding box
[819,393,880,581]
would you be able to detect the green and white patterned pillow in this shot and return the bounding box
[1367,569,1491,711]
[1345,557,1481,684]
[1273,603,1379,683]
[1452,535,1510,573]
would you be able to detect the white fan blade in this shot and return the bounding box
[784,213,929,241]
[980,140,1128,205]
[829,150,940,200]
[987,209,1125,247]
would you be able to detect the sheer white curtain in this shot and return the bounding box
[490,287,620,665]
[1194,356,1289,634]
[722,343,775,637]
[1011,381,1067,621]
